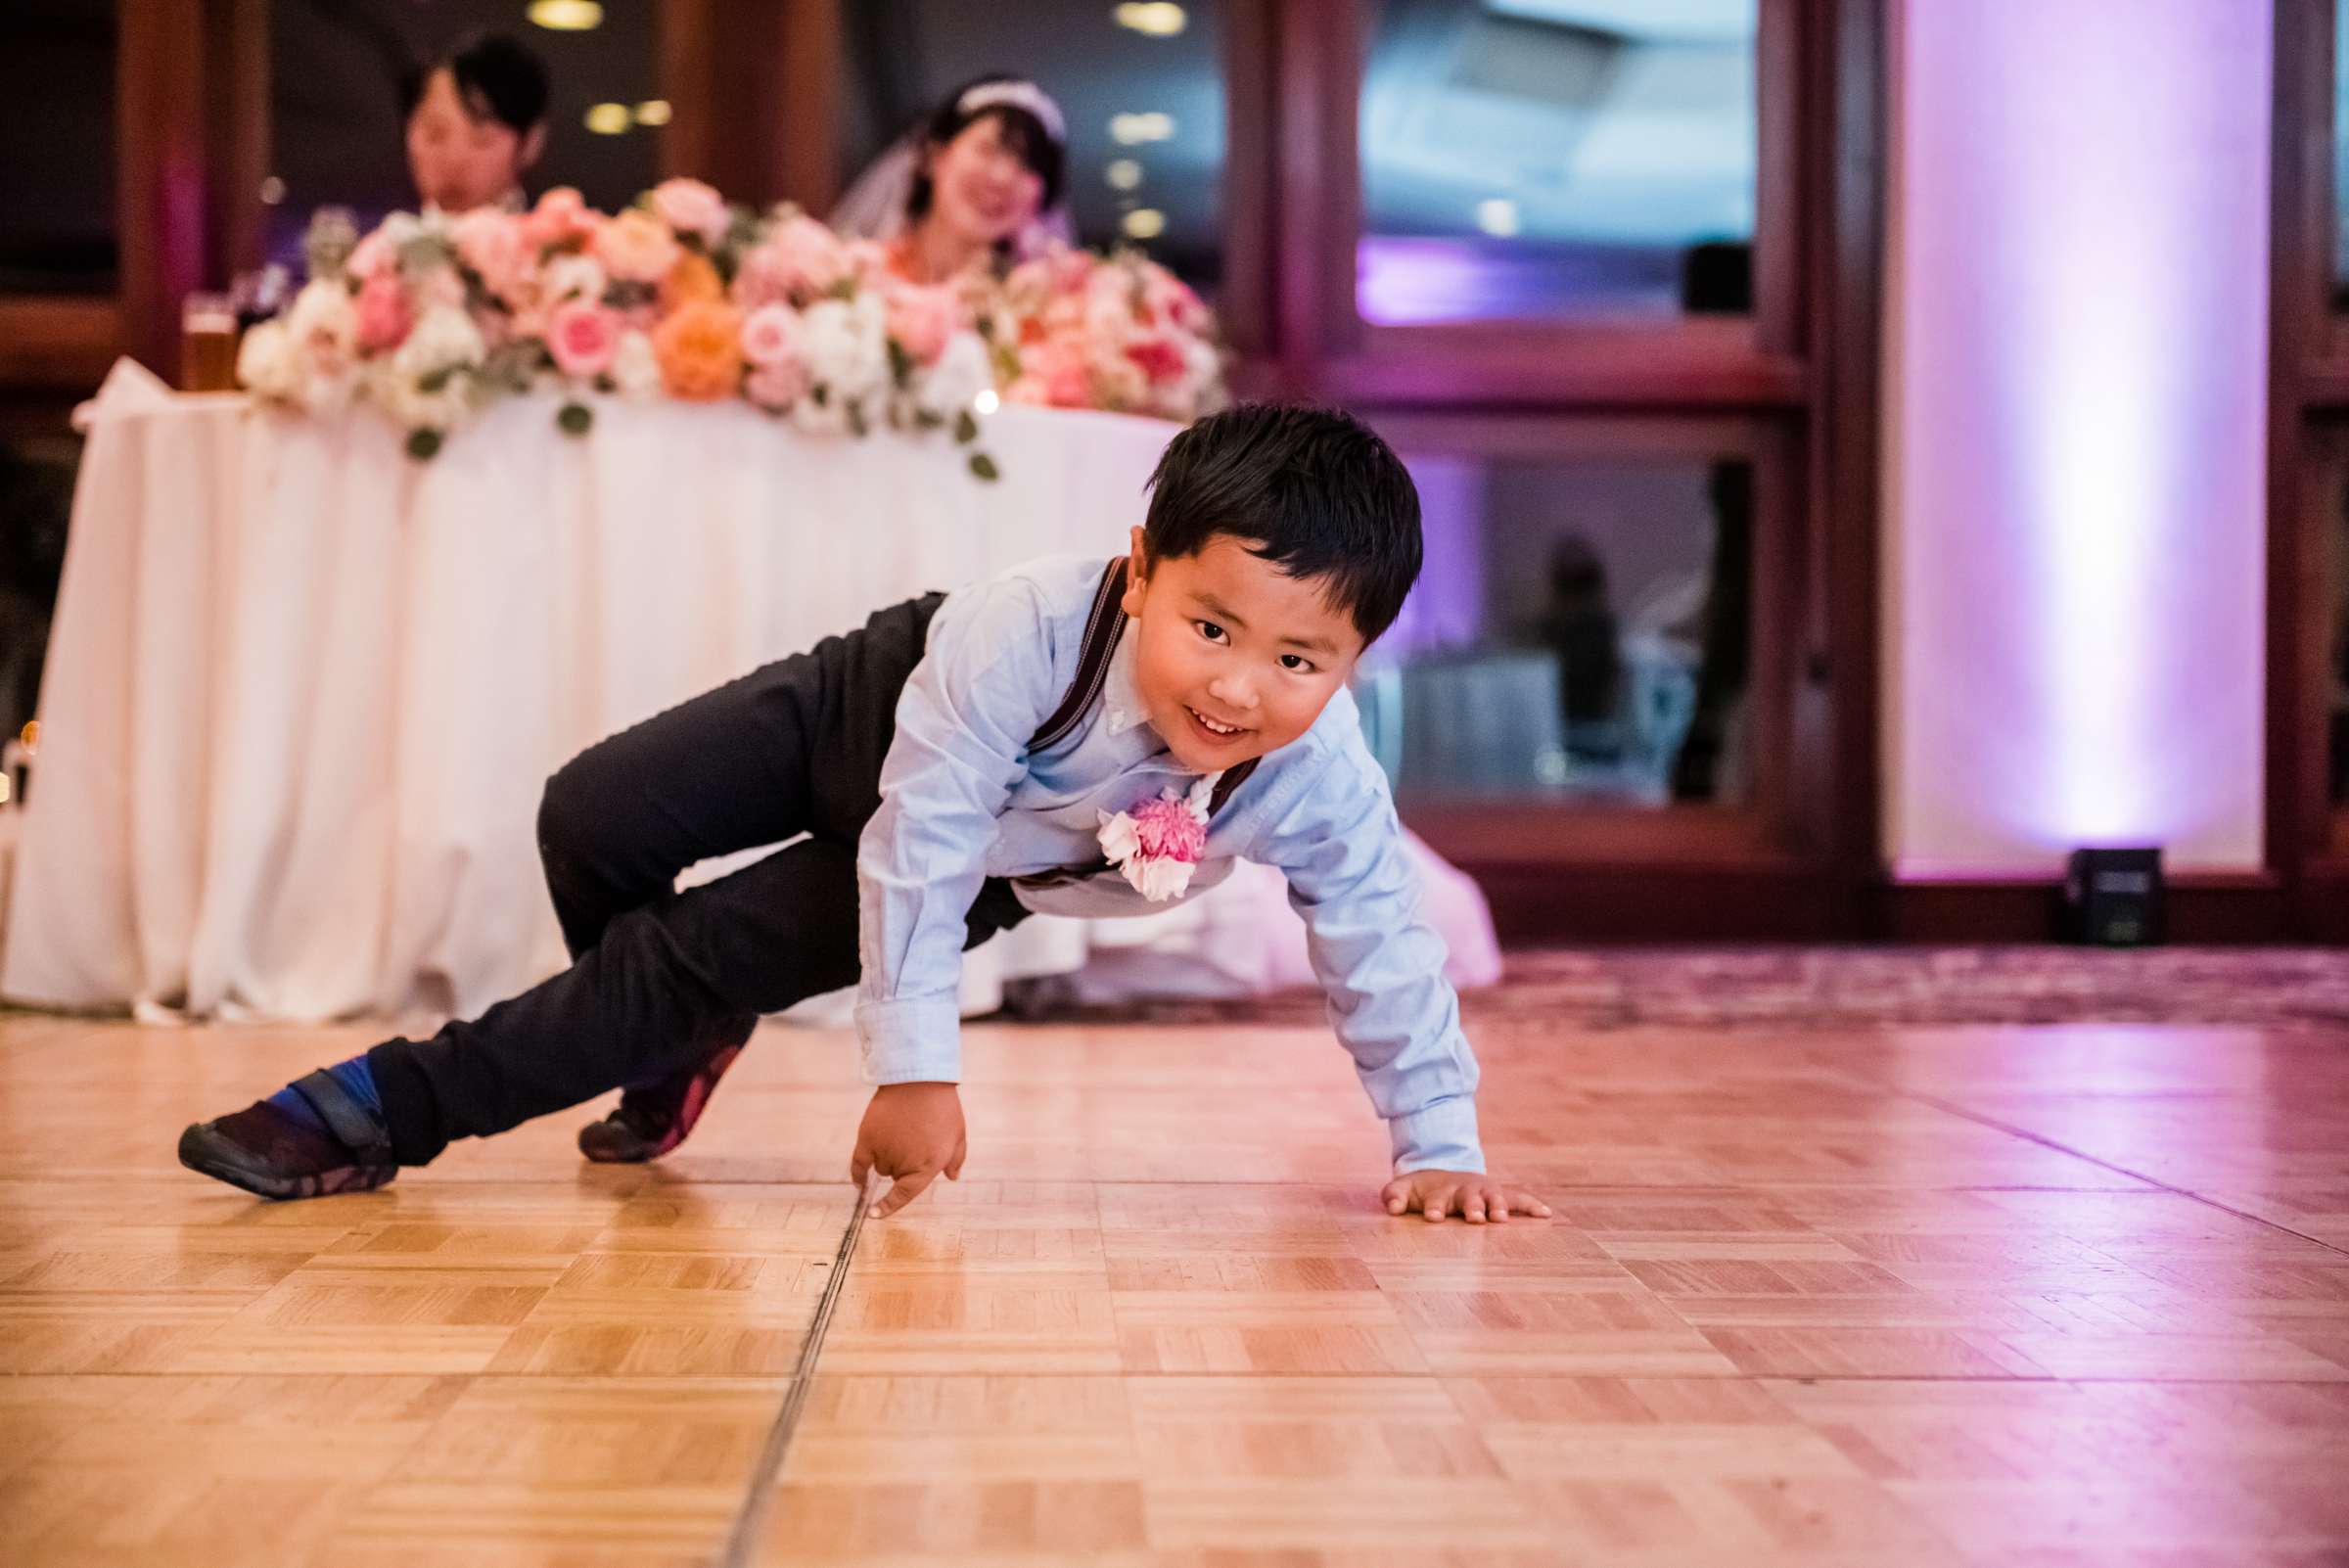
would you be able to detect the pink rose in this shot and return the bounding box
[1125,335,1185,384]
[524,187,601,251]
[592,208,683,285]
[738,302,803,369]
[885,283,963,366]
[1130,795,1207,862]
[1032,337,1091,407]
[546,299,622,378]
[1143,266,1205,330]
[649,178,730,247]
[452,210,533,303]
[768,213,851,300]
[745,358,809,411]
[354,271,414,351]
[1042,245,1096,294]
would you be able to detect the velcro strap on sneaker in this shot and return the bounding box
[292,1070,394,1167]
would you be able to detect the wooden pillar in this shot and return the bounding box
[115,0,267,382]
[663,0,839,212]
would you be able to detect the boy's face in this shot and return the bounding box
[1120,527,1368,773]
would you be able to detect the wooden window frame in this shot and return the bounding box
[1230,0,1885,938]
[2267,0,2349,939]
[1365,412,1805,862]
[1263,0,1810,408]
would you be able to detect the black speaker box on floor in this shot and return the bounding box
[2065,847,2164,945]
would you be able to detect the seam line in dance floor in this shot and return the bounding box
[1898,1088,2349,1260]
[714,1172,877,1568]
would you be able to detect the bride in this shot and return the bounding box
[830,74,1076,281]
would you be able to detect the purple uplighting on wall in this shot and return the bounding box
[1887,0,2273,875]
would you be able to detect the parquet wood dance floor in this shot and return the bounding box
[2,1007,2345,1565]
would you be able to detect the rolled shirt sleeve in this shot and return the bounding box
[1260,747,1486,1174]
[853,576,1057,1084]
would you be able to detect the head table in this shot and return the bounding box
[4,362,1497,1025]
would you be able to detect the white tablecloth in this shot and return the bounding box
[5,362,1499,1024]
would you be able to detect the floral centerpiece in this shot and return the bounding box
[235,179,1227,478]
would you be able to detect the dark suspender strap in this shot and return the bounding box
[1011,559,1260,892]
[1207,757,1258,816]
[1027,558,1129,756]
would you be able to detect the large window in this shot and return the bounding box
[1237,0,1868,936]
[1367,445,1756,807]
[1358,0,1758,324]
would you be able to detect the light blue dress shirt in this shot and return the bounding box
[854,553,1484,1174]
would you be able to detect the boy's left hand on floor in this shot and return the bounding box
[1381,1170,1552,1224]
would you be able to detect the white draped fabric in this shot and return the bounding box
[5,363,1498,1025]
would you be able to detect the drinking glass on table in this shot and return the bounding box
[181,292,240,392]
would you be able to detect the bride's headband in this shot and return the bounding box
[956,79,1067,145]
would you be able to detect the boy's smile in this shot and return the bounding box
[1119,529,1367,773]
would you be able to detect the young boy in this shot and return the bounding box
[180,404,1548,1224]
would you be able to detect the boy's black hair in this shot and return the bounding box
[1141,403,1422,645]
[906,74,1068,224]
[400,32,551,136]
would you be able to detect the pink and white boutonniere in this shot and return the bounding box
[1096,774,1218,901]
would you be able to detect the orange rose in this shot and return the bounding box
[652,300,745,400]
[661,251,724,313]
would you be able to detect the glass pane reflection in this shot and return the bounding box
[1363,449,1753,805]
[837,1,1226,292]
[1358,0,1758,324]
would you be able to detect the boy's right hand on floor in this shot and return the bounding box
[850,1082,966,1219]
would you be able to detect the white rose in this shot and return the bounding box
[369,358,468,433]
[288,278,356,351]
[800,296,888,401]
[789,392,853,437]
[1096,809,1142,865]
[395,303,485,375]
[610,331,662,398]
[915,330,993,419]
[277,284,362,412]
[1125,854,1196,903]
[541,253,607,307]
[235,319,300,401]
[378,211,424,251]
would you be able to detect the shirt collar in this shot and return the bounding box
[1097,623,1157,737]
